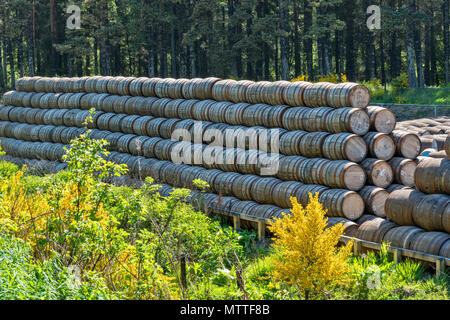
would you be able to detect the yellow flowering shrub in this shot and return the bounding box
[267,193,353,299]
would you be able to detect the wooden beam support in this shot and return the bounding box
[393,248,402,264]
[233,215,241,231]
[436,258,445,277]
[353,239,362,255]
[257,220,266,242]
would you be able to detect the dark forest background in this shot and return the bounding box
[0,0,448,92]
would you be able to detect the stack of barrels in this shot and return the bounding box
[1,75,448,258]
[395,116,450,159]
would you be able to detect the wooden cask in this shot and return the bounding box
[245,81,272,104]
[298,132,330,158]
[319,189,364,220]
[326,217,359,237]
[250,177,282,204]
[359,158,393,188]
[385,189,427,226]
[386,184,412,193]
[303,82,334,107]
[231,175,260,201]
[262,81,290,105]
[358,186,389,217]
[410,232,450,256]
[271,181,304,208]
[227,80,253,103]
[322,133,367,162]
[356,217,398,243]
[294,184,329,206]
[252,204,282,219]
[213,172,241,196]
[388,157,417,187]
[281,81,312,106]
[363,132,395,160]
[414,158,450,194]
[382,226,425,249]
[391,130,421,159]
[211,79,237,101]
[326,82,371,109]
[128,77,147,96]
[297,158,329,185]
[366,106,396,133]
[279,131,308,156]
[427,150,447,159]
[325,107,370,135]
[302,107,333,132]
[319,160,366,191]
[412,194,450,232]
[276,156,306,181]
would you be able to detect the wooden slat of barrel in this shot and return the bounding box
[359,158,393,188]
[328,82,370,109]
[302,107,332,132]
[228,80,253,103]
[281,107,310,131]
[279,131,307,156]
[213,172,241,196]
[276,156,305,181]
[410,232,450,256]
[412,194,450,232]
[366,106,396,133]
[388,157,417,187]
[271,181,304,208]
[363,132,395,160]
[298,132,330,159]
[141,78,162,97]
[356,217,398,243]
[391,130,421,159]
[385,184,411,193]
[385,189,427,226]
[250,177,282,204]
[358,186,389,217]
[281,81,312,106]
[262,81,289,105]
[245,81,271,104]
[414,158,450,194]
[319,189,364,220]
[303,82,334,108]
[298,158,328,185]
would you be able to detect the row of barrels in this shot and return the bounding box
[2,121,414,192]
[0,133,368,191]
[2,151,448,259]
[2,90,373,135]
[0,136,365,220]
[414,157,450,195]
[14,76,371,109]
[395,116,450,136]
[385,188,450,233]
[0,105,384,162]
[339,215,449,258]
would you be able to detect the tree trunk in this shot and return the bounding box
[406,0,417,88]
[413,1,424,88]
[26,9,35,77]
[293,0,301,76]
[304,1,313,80]
[444,0,449,83]
[49,0,58,76]
[344,0,355,81]
[279,0,290,80]
[7,40,15,90]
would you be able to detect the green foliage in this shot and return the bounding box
[0,233,115,300]
[0,161,19,178]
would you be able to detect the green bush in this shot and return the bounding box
[0,161,19,179]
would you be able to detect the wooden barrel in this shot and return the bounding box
[276,156,305,181]
[117,77,134,96]
[391,130,421,159]
[359,158,393,188]
[153,140,178,161]
[107,114,127,132]
[141,78,161,97]
[296,132,329,158]
[358,186,389,217]
[414,158,450,194]
[322,133,367,162]
[279,131,308,156]
[262,81,289,105]
[208,101,233,124]
[244,81,271,104]
[0,106,14,121]
[281,81,312,106]
[224,80,252,103]
[239,104,269,127]
[388,157,417,187]
[321,160,366,191]
[116,134,135,153]
[445,134,450,157]
[222,102,249,125]
[159,118,181,139]
[139,137,162,158]
[128,77,146,96]
[366,106,396,133]
[386,184,411,193]
[191,100,215,121]
[281,107,309,131]
[260,105,287,128]
[105,77,125,95]
[143,117,164,137]
[382,226,424,249]
[326,217,359,237]
[297,158,328,185]
[20,92,34,107]
[325,107,370,135]
[250,177,282,204]
[356,217,398,243]
[385,189,427,226]
[111,96,130,114]
[412,194,450,232]
[363,132,395,160]
[211,79,237,101]
[230,175,260,201]
[302,107,333,132]
[410,232,450,256]
[303,82,334,107]
[153,78,175,98]
[319,189,364,220]
[251,204,282,219]
[212,172,241,196]
[271,181,304,208]
[326,82,371,109]
[95,113,115,131]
